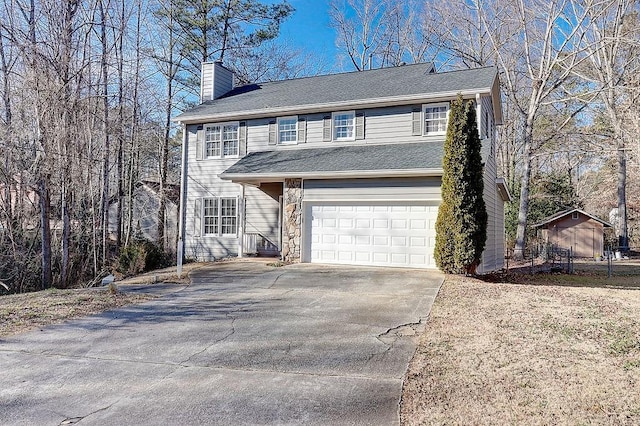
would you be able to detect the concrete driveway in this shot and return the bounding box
[0,261,443,425]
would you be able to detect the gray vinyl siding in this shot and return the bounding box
[184,123,243,261]
[244,183,281,248]
[201,62,234,102]
[201,63,214,101]
[214,69,233,99]
[303,177,442,202]
[495,188,505,265]
[245,105,448,152]
[184,121,282,260]
[477,94,503,274]
[480,95,495,153]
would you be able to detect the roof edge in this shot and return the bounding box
[532,208,613,228]
[496,177,512,202]
[174,89,493,124]
[220,168,444,183]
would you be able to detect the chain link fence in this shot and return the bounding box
[505,244,638,276]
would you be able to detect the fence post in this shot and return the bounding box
[530,248,534,275]
[569,247,573,274]
[607,245,612,278]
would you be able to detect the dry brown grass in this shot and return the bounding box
[401,268,640,425]
[0,263,210,338]
[0,288,154,337]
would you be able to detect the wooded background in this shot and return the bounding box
[1,0,638,292]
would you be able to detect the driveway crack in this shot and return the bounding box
[368,319,426,363]
[60,401,116,425]
[260,271,286,289]
[181,314,237,365]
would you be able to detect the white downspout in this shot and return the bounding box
[238,183,245,258]
[177,124,188,278]
[476,93,482,136]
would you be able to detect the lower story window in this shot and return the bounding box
[203,198,219,234]
[203,197,237,235]
[220,198,237,234]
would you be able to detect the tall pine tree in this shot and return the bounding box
[434,95,487,274]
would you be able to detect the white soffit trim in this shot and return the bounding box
[220,168,444,183]
[496,177,512,202]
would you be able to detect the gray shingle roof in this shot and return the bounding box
[177,64,498,122]
[220,142,445,178]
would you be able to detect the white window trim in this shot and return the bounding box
[332,110,356,141]
[422,102,449,136]
[202,197,219,235]
[204,121,240,159]
[277,116,298,145]
[202,196,238,236]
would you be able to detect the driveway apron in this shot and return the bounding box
[0,261,443,425]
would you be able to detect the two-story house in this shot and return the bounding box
[175,61,510,273]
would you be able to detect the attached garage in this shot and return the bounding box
[302,178,441,269]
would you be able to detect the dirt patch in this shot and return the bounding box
[401,273,640,425]
[0,288,155,337]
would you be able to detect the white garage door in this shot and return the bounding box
[307,203,438,268]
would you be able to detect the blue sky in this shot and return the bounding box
[278,0,339,71]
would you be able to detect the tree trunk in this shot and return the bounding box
[39,176,52,290]
[617,138,628,249]
[99,0,110,266]
[115,0,125,251]
[513,113,535,260]
[0,25,13,220]
[125,0,142,248]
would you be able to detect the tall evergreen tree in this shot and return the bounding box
[434,95,487,274]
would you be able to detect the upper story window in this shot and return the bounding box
[423,103,449,136]
[205,122,239,158]
[333,111,355,141]
[278,116,298,144]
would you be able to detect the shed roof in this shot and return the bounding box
[176,64,501,123]
[532,208,613,228]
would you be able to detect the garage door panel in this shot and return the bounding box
[355,251,371,262]
[373,236,389,246]
[410,236,427,246]
[308,202,437,269]
[355,218,371,228]
[373,252,389,263]
[355,235,371,245]
[391,236,407,246]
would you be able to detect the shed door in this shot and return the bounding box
[306,202,437,268]
[556,227,596,257]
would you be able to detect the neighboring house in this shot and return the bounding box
[108,179,179,247]
[533,208,612,258]
[175,61,510,272]
[0,174,38,222]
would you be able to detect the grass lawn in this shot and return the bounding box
[0,263,207,338]
[0,288,155,337]
[401,261,640,425]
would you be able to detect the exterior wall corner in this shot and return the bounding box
[282,178,303,263]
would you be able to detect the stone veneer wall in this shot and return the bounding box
[282,178,302,262]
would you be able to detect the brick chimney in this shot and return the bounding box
[200,61,234,103]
